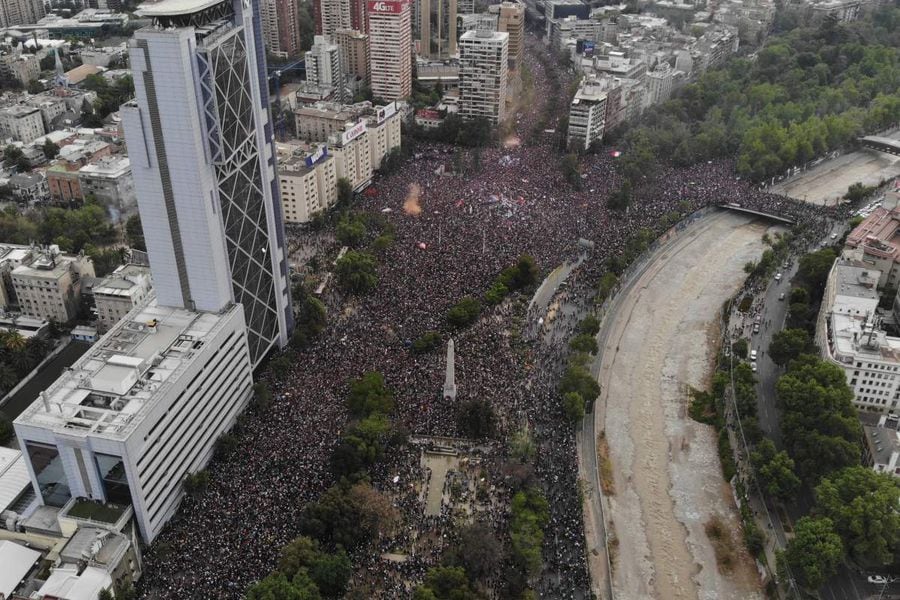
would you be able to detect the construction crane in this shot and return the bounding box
[268,58,305,141]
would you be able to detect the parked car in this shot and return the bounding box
[779,292,785,301]
[753,323,760,334]
[868,575,889,585]
[750,349,758,360]
[751,362,758,372]
[775,272,782,281]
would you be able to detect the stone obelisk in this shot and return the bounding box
[443,338,457,400]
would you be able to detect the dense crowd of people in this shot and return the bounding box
[136,36,831,600]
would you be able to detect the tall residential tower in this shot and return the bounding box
[121,0,293,367]
[368,0,412,101]
[459,29,509,124]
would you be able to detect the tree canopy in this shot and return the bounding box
[768,329,815,367]
[815,466,900,565]
[615,9,900,182]
[781,516,843,589]
[776,355,861,483]
[335,250,378,294]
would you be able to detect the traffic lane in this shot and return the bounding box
[822,564,867,600]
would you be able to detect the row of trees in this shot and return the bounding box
[782,464,900,588]
[0,330,53,397]
[610,9,900,182]
[445,255,540,330]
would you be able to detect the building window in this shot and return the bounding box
[25,442,71,508]
[95,453,133,507]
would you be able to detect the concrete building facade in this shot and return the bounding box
[567,76,606,151]
[0,105,45,143]
[368,0,412,101]
[11,246,95,323]
[495,1,524,70]
[92,264,152,332]
[419,0,457,59]
[334,28,370,84]
[458,29,508,125]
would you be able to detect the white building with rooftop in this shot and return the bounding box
[93,264,152,333]
[819,260,900,414]
[14,299,252,542]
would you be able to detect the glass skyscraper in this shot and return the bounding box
[122,0,292,367]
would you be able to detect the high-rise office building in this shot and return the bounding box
[260,0,301,58]
[459,29,508,124]
[314,0,352,35]
[496,1,524,70]
[0,0,45,28]
[368,0,412,101]
[334,28,370,84]
[121,0,293,366]
[419,0,457,58]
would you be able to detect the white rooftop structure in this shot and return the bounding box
[136,0,225,16]
[18,301,231,439]
[15,297,253,542]
[820,261,900,414]
[0,447,30,513]
[37,565,112,600]
[0,539,41,598]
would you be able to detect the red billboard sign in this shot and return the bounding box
[367,0,404,13]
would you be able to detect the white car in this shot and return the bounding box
[751,362,758,372]
[831,233,838,240]
[750,349,758,360]
[868,575,888,585]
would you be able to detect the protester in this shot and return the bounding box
[135,38,830,600]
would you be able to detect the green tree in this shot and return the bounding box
[569,334,598,354]
[776,355,861,482]
[335,250,378,294]
[445,523,503,582]
[335,215,367,247]
[329,413,399,480]
[732,338,749,359]
[562,391,585,423]
[769,328,814,366]
[560,153,581,189]
[0,412,13,445]
[446,296,481,328]
[509,488,549,576]
[42,138,59,160]
[336,178,353,208]
[456,399,497,439]
[577,315,600,336]
[608,179,633,212]
[815,466,900,565]
[781,517,843,589]
[246,573,321,600]
[291,285,327,348]
[183,470,210,497]
[414,567,479,600]
[298,482,397,550]
[796,249,837,295]
[412,331,442,354]
[347,371,394,418]
[751,439,800,501]
[125,214,146,251]
[559,364,601,408]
